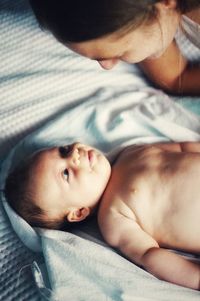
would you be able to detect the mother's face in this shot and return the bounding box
[66,3,180,70]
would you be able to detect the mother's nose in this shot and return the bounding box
[97,59,119,70]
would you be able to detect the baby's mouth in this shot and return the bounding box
[88,149,96,168]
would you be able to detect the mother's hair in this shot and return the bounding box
[29,0,199,43]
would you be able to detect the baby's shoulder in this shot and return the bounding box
[98,201,138,247]
[112,144,163,175]
[117,144,162,160]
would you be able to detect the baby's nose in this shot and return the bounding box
[71,147,80,166]
[59,143,81,166]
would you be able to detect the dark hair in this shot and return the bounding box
[29,0,199,43]
[4,153,67,230]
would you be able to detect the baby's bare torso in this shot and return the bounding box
[100,144,200,253]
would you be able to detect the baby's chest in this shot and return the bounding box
[119,165,200,240]
[113,163,173,231]
[114,170,156,222]
[116,162,164,202]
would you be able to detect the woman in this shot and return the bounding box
[29,0,200,95]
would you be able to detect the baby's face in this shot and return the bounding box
[31,143,111,221]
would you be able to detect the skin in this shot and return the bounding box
[30,142,111,222]
[28,140,200,289]
[98,142,200,290]
[66,1,200,95]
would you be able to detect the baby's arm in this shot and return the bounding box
[141,247,200,290]
[104,214,200,290]
[140,40,200,96]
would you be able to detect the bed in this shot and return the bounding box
[1,1,200,300]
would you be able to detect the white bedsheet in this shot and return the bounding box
[35,228,200,301]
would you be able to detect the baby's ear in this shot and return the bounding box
[66,207,90,222]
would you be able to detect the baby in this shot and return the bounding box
[5,141,200,290]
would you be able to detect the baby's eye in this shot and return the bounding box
[63,169,69,181]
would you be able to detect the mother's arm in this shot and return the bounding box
[139,40,200,96]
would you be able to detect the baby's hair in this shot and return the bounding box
[29,0,199,43]
[4,151,67,230]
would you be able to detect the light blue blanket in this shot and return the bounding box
[1,86,200,300]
